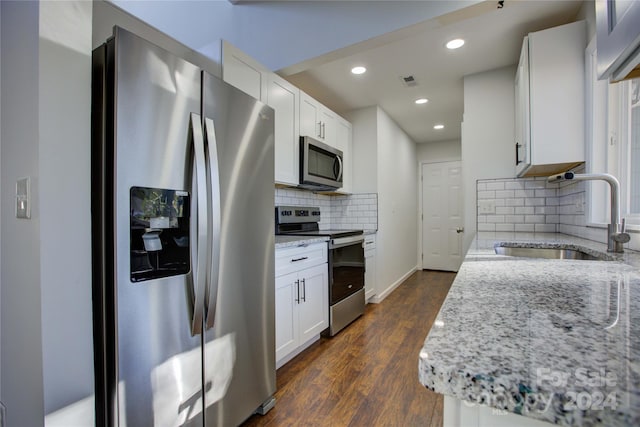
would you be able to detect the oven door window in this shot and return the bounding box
[330,244,365,305]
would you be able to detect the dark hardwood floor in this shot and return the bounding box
[241,269,455,427]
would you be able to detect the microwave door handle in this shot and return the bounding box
[336,154,343,181]
[204,117,222,330]
[189,113,207,336]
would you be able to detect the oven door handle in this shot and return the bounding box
[329,235,364,249]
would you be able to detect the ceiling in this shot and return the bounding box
[281,0,585,144]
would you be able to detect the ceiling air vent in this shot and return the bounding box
[400,75,419,87]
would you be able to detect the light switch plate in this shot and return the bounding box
[16,177,31,219]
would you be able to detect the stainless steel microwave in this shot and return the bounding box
[299,136,343,191]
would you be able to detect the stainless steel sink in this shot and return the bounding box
[494,245,611,261]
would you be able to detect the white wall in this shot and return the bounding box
[375,108,418,299]
[1,2,94,426]
[0,0,3,393]
[461,66,517,252]
[1,2,45,426]
[93,0,221,78]
[343,106,418,300]
[39,1,94,419]
[110,0,480,72]
[416,139,462,164]
[343,107,378,193]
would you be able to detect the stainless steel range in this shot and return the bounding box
[275,206,365,336]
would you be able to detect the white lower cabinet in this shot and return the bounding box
[364,234,377,301]
[275,243,328,367]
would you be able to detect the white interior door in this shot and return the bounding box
[421,161,463,272]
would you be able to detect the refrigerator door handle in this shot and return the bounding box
[204,116,222,330]
[189,112,208,336]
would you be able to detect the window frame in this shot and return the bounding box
[586,37,640,231]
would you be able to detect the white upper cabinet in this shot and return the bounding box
[267,74,300,186]
[514,37,531,177]
[222,42,352,189]
[221,40,267,101]
[515,20,587,177]
[300,91,336,146]
[596,0,640,82]
[334,116,352,194]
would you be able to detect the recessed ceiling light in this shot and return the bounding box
[446,39,465,50]
[351,66,367,75]
[415,98,428,105]
[434,124,445,130]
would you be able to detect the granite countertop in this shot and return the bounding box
[419,232,640,427]
[275,235,328,249]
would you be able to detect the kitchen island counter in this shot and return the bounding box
[419,232,640,427]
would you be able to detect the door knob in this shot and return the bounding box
[456,227,464,233]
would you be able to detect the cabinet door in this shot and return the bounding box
[514,37,530,177]
[298,264,329,343]
[275,272,299,362]
[335,117,352,193]
[364,250,376,301]
[221,40,267,101]
[300,91,321,139]
[319,107,336,145]
[268,74,300,186]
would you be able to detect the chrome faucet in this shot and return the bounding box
[547,172,630,253]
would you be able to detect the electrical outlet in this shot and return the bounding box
[478,200,496,214]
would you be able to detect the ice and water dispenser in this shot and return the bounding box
[130,187,190,282]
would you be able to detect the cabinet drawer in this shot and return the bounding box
[276,242,328,277]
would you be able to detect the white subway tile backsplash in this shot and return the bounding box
[496,206,515,215]
[505,198,525,207]
[478,223,496,231]
[545,215,560,224]
[514,189,535,198]
[515,224,535,232]
[496,224,515,232]
[524,180,547,190]
[535,206,557,215]
[535,224,557,232]
[486,215,505,223]
[495,190,515,199]
[486,182,505,191]
[534,189,557,198]
[505,215,524,224]
[478,191,496,199]
[515,206,535,215]
[525,215,546,224]
[505,181,525,190]
[525,198,546,207]
[275,188,378,230]
[477,177,573,236]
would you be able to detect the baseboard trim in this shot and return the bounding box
[369,265,418,304]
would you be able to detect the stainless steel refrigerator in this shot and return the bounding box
[91,27,275,427]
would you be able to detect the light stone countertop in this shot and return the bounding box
[275,235,328,249]
[419,232,640,427]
